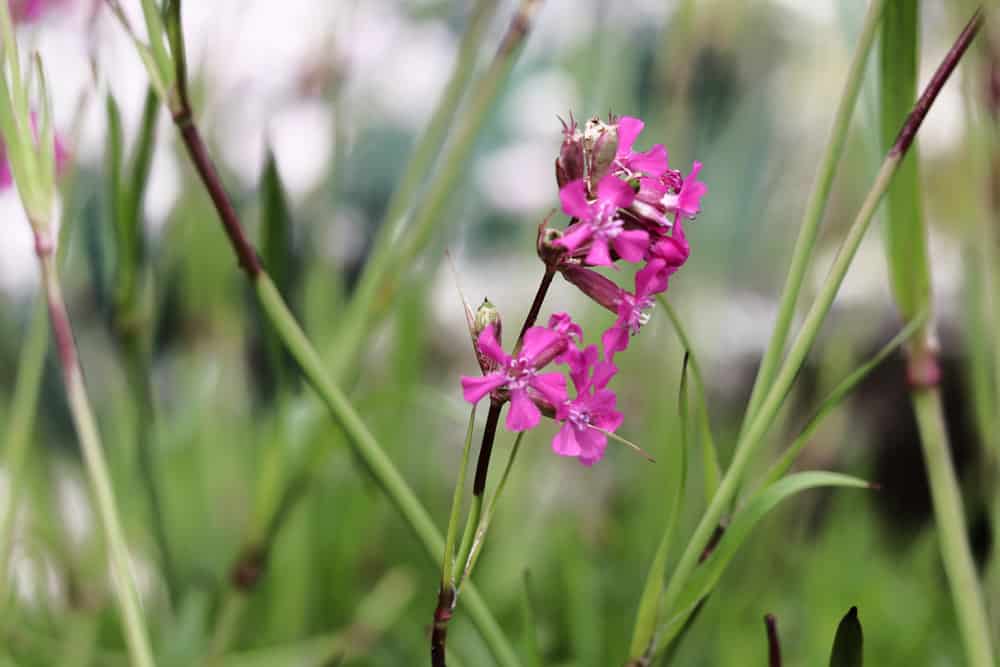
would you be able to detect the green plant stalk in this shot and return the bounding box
[460,431,526,587]
[912,389,994,666]
[760,311,927,487]
[660,297,720,497]
[454,493,484,590]
[520,571,540,667]
[329,0,543,380]
[254,275,520,667]
[879,4,992,664]
[659,105,951,641]
[371,0,499,272]
[36,247,155,667]
[442,406,479,587]
[740,0,887,432]
[0,297,48,612]
[627,355,690,661]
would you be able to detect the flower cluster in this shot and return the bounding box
[461,114,706,466]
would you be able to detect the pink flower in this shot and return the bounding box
[661,161,706,221]
[601,267,660,359]
[11,0,65,22]
[557,174,648,266]
[643,219,690,293]
[547,312,584,366]
[614,116,668,178]
[461,324,568,431]
[553,345,622,466]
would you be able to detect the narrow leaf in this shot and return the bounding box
[761,310,927,486]
[665,473,870,627]
[829,606,863,667]
[660,297,721,499]
[521,571,541,667]
[626,353,690,659]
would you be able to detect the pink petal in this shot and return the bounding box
[651,235,689,267]
[506,389,541,431]
[596,174,635,209]
[591,361,617,391]
[461,373,507,404]
[637,176,666,202]
[520,327,563,366]
[636,259,666,297]
[612,229,649,263]
[629,145,669,175]
[616,116,644,156]
[575,427,608,465]
[555,221,594,253]
[585,238,614,266]
[530,372,567,406]
[552,422,583,457]
[602,325,630,359]
[569,344,600,392]
[559,179,591,219]
[476,324,508,366]
[548,312,582,342]
[677,162,706,217]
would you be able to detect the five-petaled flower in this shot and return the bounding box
[553,345,622,466]
[461,324,568,432]
[556,174,649,266]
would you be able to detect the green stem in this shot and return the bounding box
[912,388,994,667]
[0,296,48,613]
[329,0,544,380]
[656,8,983,647]
[739,0,887,432]
[442,405,479,587]
[37,246,156,667]
[253,275,520,667]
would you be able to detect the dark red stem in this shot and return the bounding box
[172,110,261,277]
[765,614,782,667]
[472,399,503,496]
[431,585,456,667]
[891,8,983,157]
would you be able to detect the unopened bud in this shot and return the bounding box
[555,115,584,188]
[560,266,621,314]
[536,220,566,267]
[584,117,618,186]
[471,298,502,374]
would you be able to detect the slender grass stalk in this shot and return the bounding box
[442,406,479,587]
[912,389,994,665]
[35,242,156,667]
[0,297,48,612]
[760,310,926,487]
[372,0,499,274]
[329,0,544,381]
[454,494,484,591]
[740,0,887,432]
[655,11,983,648]
[879,5,993,664]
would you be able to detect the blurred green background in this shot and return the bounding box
[0,0,995,665]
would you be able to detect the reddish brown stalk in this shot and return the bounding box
[172,110,261,277]
[430,585,456,667]
[891,8,983,157]
[765,614,782,667]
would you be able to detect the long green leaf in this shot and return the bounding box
[828,606,863,667]
[879,0,929,323]
[660,297,721,498]
[657,472,870,649]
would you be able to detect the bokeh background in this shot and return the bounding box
[0,0,995,665]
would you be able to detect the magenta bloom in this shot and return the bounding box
[601,267,660,359]
[662,162,706,221]
[557,174,649,266]
[547,312,584,366]
[643,220,690,293]
[553,345,622,466]
[461,324,568,431]
[614,116,668,178]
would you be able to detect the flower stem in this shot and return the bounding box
[911,387,994,666]
[35,236,156,667]
[654,9,982,650]
[515,268,556,352]
[739,0,887,433]
[442,405,479,586]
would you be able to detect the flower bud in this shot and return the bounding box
[560,266,622,314]
[555,116,584,188]
[471,298,502,374]
[584,117,618,186]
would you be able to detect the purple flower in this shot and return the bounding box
[642,219,690,293]
[547,312,584,366]
[614,116,668,178]
[557,174,649,266]
[601,268,660,359]
[461,324,568,431]
[553,345,622,466]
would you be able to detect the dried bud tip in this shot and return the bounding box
[584,116,618,186]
